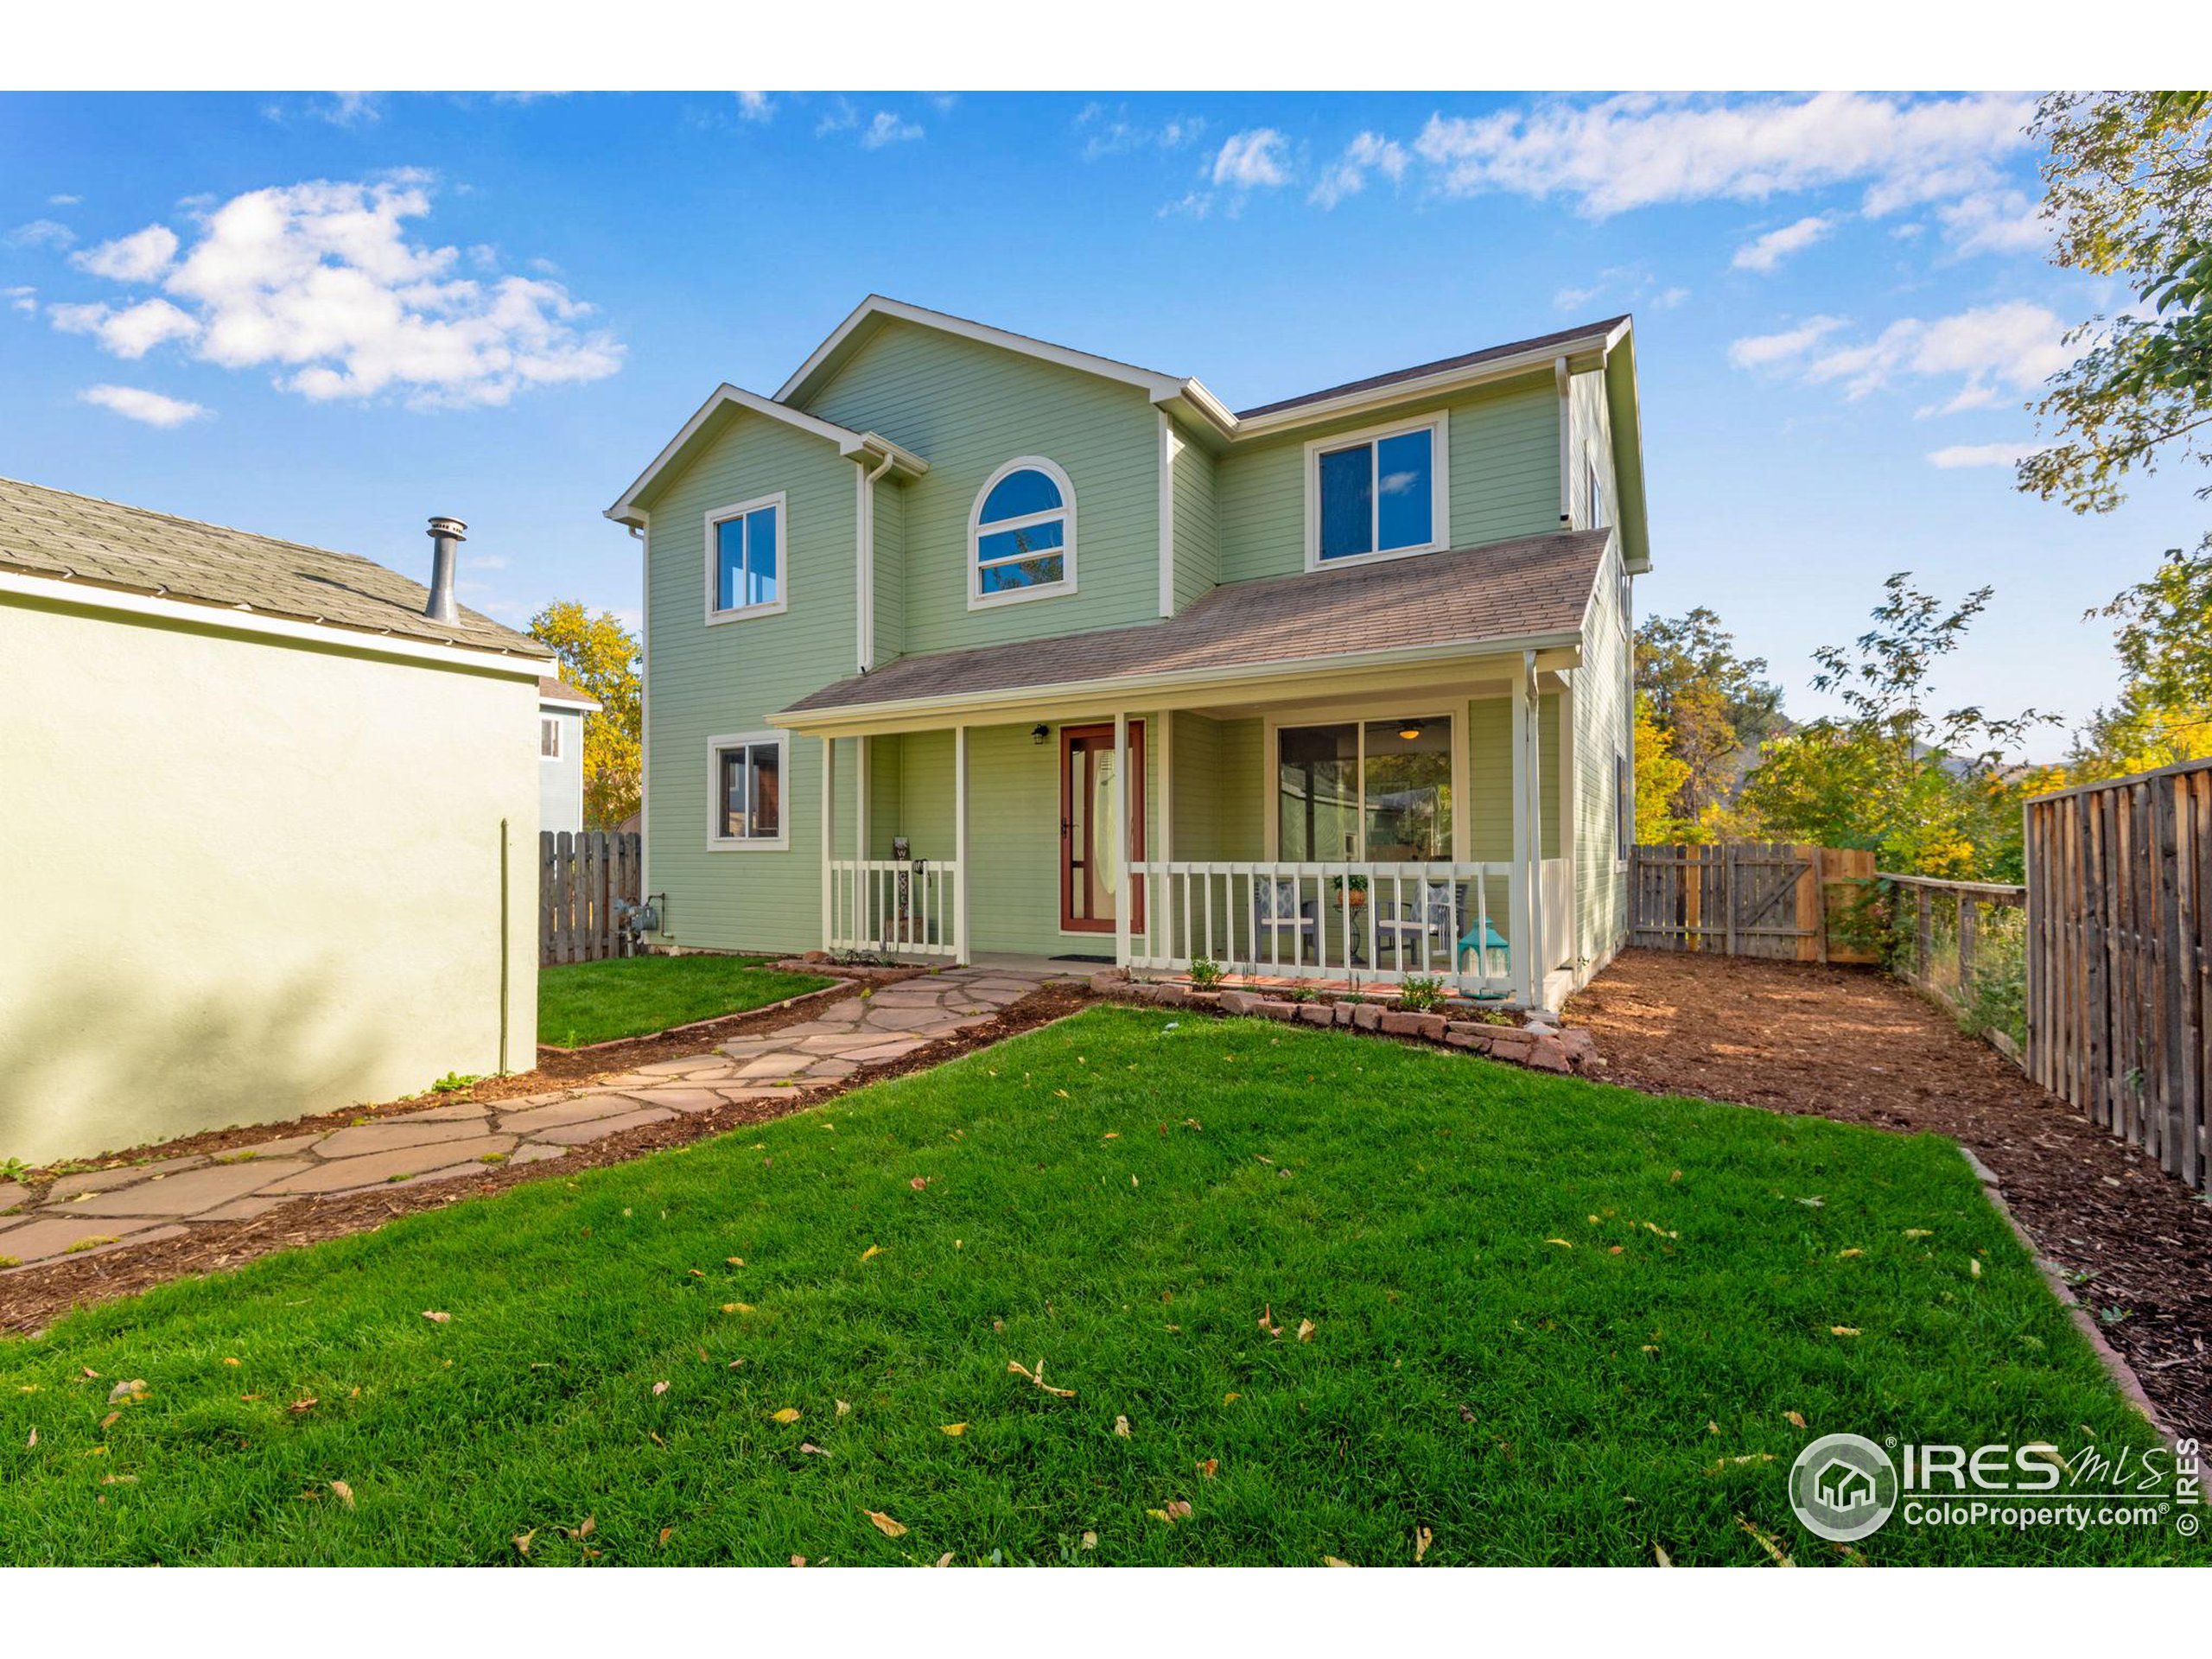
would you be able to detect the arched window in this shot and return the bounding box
[969,457,1075,607]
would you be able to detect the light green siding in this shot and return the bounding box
[800,321,1162,654]
[1215,375,1560,584]
[871,474,905,664]
[1569,366,1618,532]
[638,408,859,954]
[1573,540,1633,968]
[1462,693,1559,862]
[1168,420,1220,613]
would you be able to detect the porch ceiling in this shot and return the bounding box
[775,526,1608,734]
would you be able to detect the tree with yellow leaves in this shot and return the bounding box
[529,601,641,831]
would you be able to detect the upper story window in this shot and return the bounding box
[1305,413,1450,570]
[540,716,563,761]
[1586,448,1608,530]
[969,457,1076,609]
[706,492,786,623]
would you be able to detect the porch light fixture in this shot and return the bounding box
[1398,721,1423,741]
[1032,723,1051,746]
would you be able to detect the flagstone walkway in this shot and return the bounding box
[0,966,1066,1274]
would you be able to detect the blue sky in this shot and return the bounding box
[3,89,2200,759]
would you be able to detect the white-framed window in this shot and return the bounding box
[969,456,1076,609]
[707,730,789,850]
[540,716,563,761]
[1270,713,1459,861]
[1303,411,1450,570]
[705,492,787,623]
[1586,447,1609,531]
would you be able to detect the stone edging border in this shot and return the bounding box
[1085,971,1600,1077]
[1961,1146,2212,1503]
[544,980,858,1057]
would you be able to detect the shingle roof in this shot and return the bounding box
[1236,316,1630,420]
[0,474,548,659]
[537,675,601,709]
[783,527,1609,718]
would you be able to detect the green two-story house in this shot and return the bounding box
[607,296,1649,1009]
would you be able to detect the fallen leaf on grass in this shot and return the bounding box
[836,1400,852,1417]
[1784,1411,1808,1429]
[1008,1359,1077,1398]
[910,1177,930,1190]
[107,1379,147,1403]
[1323,1555,1355,1567]
[1296,1319,1316,1343]
[940,1423,968,1437]
[1903,1228,1932,1240]
[421,1310,450,1324]
[1838,1249,1863,1259]
[1081,1531,1098,1549]
[102,1474,137,1485]
[99,1410,120,1429]
[658,1527,674,1547]
[790,1554,806,1567]
[24,1429,35,1449]
[329,1480,354,1509]
[1654,1542,1674,1567]
[1543,1238,1573,1249]
[772,1407,801,1424]
[858,1244,880,1263]
[864,1509,908,1538]
[1829,1326,1860,1338]
[798,1443,827,1456]
[1257,1305,1282,1337]
[1198,1459,1218,1480]
[288,1398,318,1414]
[222,1357,241,1367]
[727,1256,745,1267]
[1114,1414,1131,1438]
[1147,1500,1193,1525]
[935,1551,956,1567]
[723,1302,756,1315]
[1224,1392,1242,1405]
[1969,1258,1983,1280]
[512,1530,535,1555]
[1414,1526,1433,1563]
[1737,1515,1795,1567]
[1706,1452,1777,1474]
[563,1516,595,1541]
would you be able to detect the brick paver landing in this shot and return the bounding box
[0,967,1061,1274]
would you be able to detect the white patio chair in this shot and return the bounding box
[1251,877,1318,966]
[1373,878,1458,970]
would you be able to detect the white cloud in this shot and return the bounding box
[1211,129,1291,190]
[7,219,76,251]
[79,384,211,427]
[71,224,180,283]
[1553,284,1599,311]
[48,194,81,207]
[1927,442,2044,468]
[1731,213,1834,273]
[1075,103,1205,161]
[470,552,511,571]
[1936,190,2050,257]
[1310,132,1409,208]
[50,296,200,358]
[925,93,960,114]
[1738,301,2072,410]
[1728,315,1847,370]
[5,285,35,315]
[1413,92,2034,219]
[1656,286,1691,309]
[46,174,621,409]
[735,91,773,122]
[1158,191,1213,221]
[860,111,923,149]
[815,97,859,137]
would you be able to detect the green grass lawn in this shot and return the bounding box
[537,953,834,1048]
[1,1007,2196,1567]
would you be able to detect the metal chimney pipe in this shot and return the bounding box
[425,516,466,624]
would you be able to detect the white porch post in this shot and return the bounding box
[953,724,970,965]
[1155,710,1172,970]
[820,734,836,950]
[1522,650,1547,1007]
[1557,675,1579,971]
[1113,711,1131,970]
[1509,653,1537,1007]
[855,734,869,865]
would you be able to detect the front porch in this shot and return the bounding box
[798,648,1584,1010]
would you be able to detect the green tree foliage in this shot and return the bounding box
[2071,537,2212,778]
[2020,91,2212,514]
[529,601,642,831]
[1632,608,1785,835]
[1739,575,2050,880]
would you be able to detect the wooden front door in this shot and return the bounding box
[1059,721,1145,933]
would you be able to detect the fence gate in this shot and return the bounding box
[539,830,641,967]
[1628,842,1877,963]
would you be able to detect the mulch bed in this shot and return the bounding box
[0,982,1089,1338]
[1567,948,2212,1439]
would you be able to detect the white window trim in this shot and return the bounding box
[1585,439,1609,532]
[540,715,563,762]
[968,455,1077,611]
[1614,751,1632,872]
[706,729,791,852]
[1302,410,1451,573]
[704,491,790,625]
[1262,706,1466,863]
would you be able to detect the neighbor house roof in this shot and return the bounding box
[779,527,1611,724]
[537,676,601,711]
[0,474,549,660]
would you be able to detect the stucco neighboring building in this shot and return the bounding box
[537,676,601,836]
[0,477,549,1163]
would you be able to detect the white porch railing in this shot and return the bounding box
[1126,861,1528,998]
[827,858,960,958]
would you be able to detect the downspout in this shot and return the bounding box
[1554,356,1571,528]
[1523,648,1548,1012]
[854,448,897,673]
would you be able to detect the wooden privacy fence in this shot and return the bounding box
[2024,758,2212,1191]
[540,830,641,966]
[1879,872,2027,1065]
[1628,842,1878,963]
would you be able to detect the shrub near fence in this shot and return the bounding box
[540,830,640,967]
[1878,874,2028,1063]
[2025,758,2212,1192]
